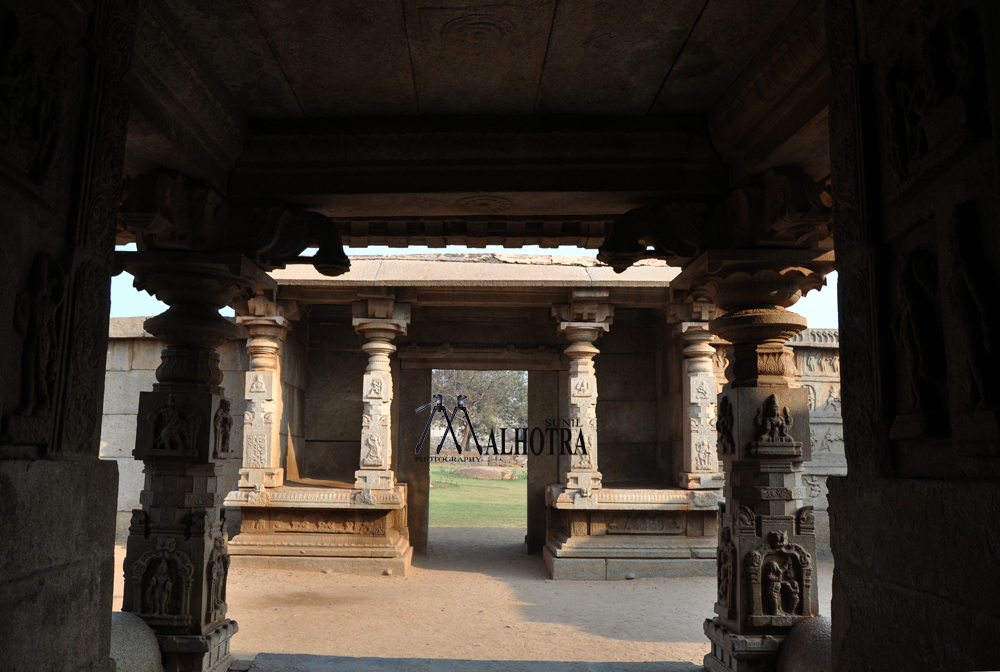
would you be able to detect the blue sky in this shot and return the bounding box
[111,244,839,328]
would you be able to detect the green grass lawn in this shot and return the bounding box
[428,466,527,528]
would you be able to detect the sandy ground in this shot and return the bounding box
[113,528,833,671]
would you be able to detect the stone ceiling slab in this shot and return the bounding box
[159,0,302,117]
[402,0,557,114]
[535,0,705,115]
[649,0,800,114]
[246,0,418,116]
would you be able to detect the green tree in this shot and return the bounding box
[431,369,527,451]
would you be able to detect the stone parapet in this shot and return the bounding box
[224,484,407,509]
[546,485,718,510]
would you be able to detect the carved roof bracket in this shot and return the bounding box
[597,166,833,274]
[119,171,351,277]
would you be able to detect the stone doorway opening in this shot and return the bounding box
[425,369,529,555]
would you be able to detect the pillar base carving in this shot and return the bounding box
[158,619,239,672]
[703,618,785,672]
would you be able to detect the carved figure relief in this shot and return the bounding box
[249,374,265,393]
[12,252,66,415]
[946,201,1000,427]
[764,559,801,616]
[362,434,383,467]
[754,395,795,443]
[803,475,823,498]
[206,537,229,624]
[717,527,735,610]
[355,487,376,506]
[573,379,594,397]
[891,247,948,437]
[884,7,990,184]
[130,537,194,626]
[0,11,67,184]
[213,400,232,457]
[716,396,735,454]
[368,378,384,399]
[737,505,756,534]
[747,531,812,623]
[695,380,712,401]
[147,394,201,455]
[695,439,715,471]
[820,426,844,453]
[817,387,842,413]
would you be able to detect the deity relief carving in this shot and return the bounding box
[749,395,802,458]
[891,247,948,437]
[764,559,801,616]
[572,378,594,397]
[884,7,989,185]
[0,10,67,184]
[717,527,735,611]
[130,537,194,626]
[747,530,813,624]
[147,394,202,456]
[213,400,232,458]
[12,252,66,416]
[754,395,794,442]
[362,434,383,467]
[695,380,712,401]
[249,375,265,393]
[368,378,384,399]
[695,440,715,471]
[945,201,1000,437]
[206,537,229,624]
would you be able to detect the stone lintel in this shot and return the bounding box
[546,485,719,511]
[223,485,407,510]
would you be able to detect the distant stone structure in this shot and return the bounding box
[100,256,844,576]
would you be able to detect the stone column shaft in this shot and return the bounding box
[693,259,829,672]
[353,299,410,493]
[118,252,268,672]
[235,307,291,495]
[677,321,726,489]
[553,298,613,497]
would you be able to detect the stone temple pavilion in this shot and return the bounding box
[3,1,998,671]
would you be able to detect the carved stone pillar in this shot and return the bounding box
[235,294,292,495]
[690,257,830,672]
[552,296,613,497]
[117,253,269,672]
[352,298,410,494]
[677,315,726,490]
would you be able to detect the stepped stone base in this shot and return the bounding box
[231,546,413,576]
[543,547,715,580]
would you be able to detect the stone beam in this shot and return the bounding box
[227,116,728,216]
[708,0,831,184]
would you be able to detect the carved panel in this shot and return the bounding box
[606,512,684,535]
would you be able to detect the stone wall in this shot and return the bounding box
[299,305,370,484]
[100,317,248,535]
[594,308,663,485]
[790,328,845,561]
